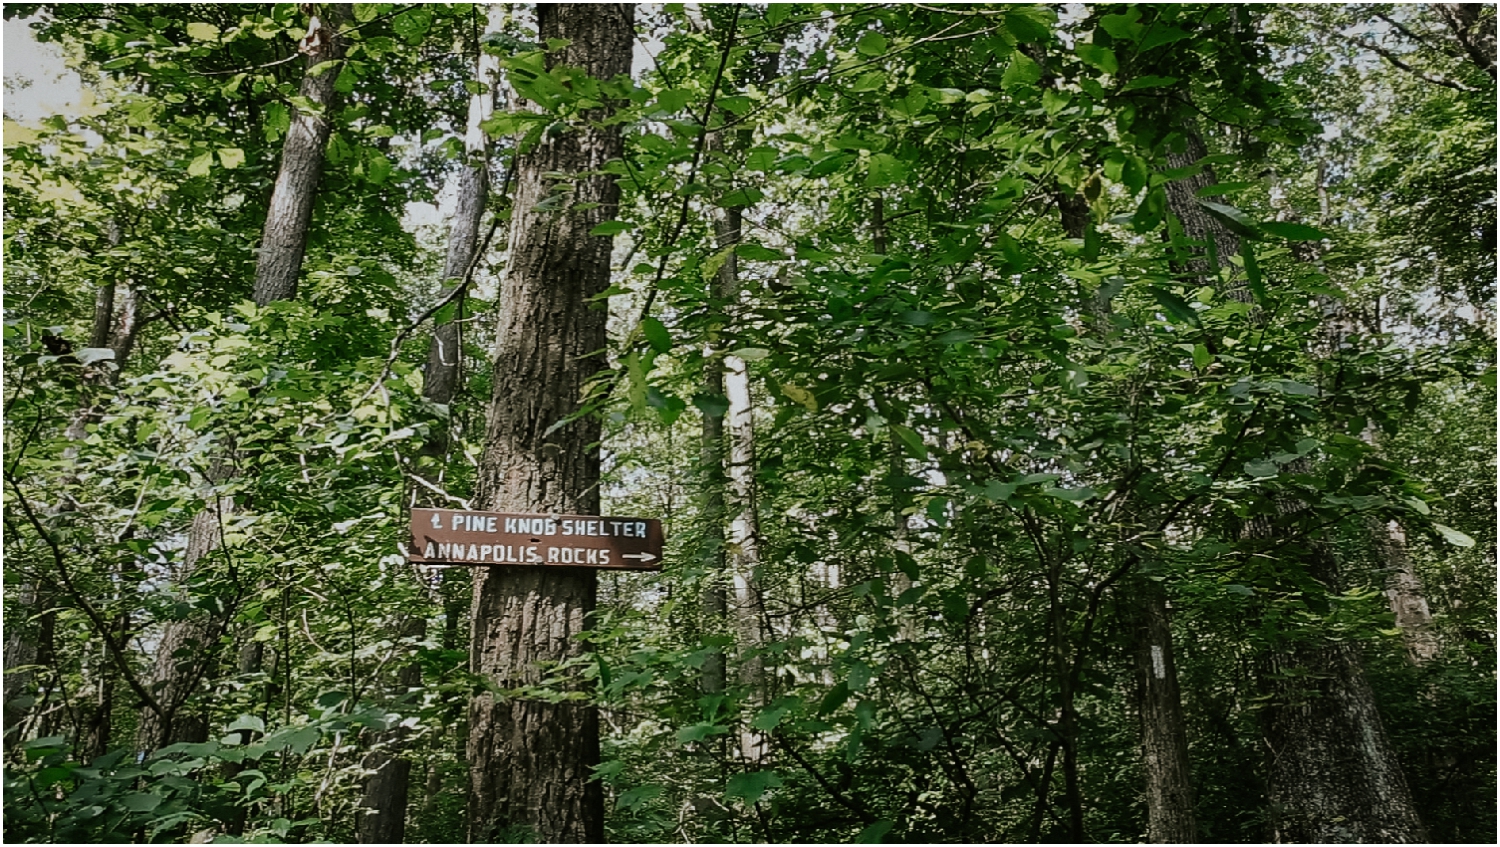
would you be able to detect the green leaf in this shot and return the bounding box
[866,153,908,188]
[76,347,116,365]
[217,147,245,169]
[856,820,895,843]
[1121,74,1178,92]
[726,770,782,804]
[1076,42,1117,74]
[752,705,791,732]
[818,681,851,715]
[855,31,888,57]
[1139,25,1192,52]
[1192,343,1212,369]
[984,480,1017,502]
[847,660,872,692]
[186,22,220,41]
[1001,54,1042,89]
[590,220,632,236]
[1242,243,1266,304]
[391,7,432,43]
[1196,200,1261,240]
[736,243,782,261]
[120,792,163,813]
[693,393,729,418]
[226,714,265,734]
[654,87,691,113]
[1147,286,1201,326]
[719,187,764,207]
[1044,486,1098,502]
[1099,8,1143,39]
[935,329,976,345]
[1004,11,1052,44]
[781,383,818,412]
[732,347,771,361]
[642,317,670,354]
[1435,524,1475,548]
[187,151,213,178]
[616,784,663,810]
[891,424,928,461]
[676,723,727,744]
[1260,221,1329,241]
[851,71,886,93]
[366,150,392,184]
[1244,459,1277,478]
[283,726,320,756]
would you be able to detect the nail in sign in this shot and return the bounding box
[408,508,663,571]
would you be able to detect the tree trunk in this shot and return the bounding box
[699,203,730,698]
[356,9,505,841]
[1129,580,1198,843]
[465,6,631,842]
[725,341,768,764]
[1254,516,1427,843]
[1373,519,1440,664]
[136,488,231,752]
[356,624,425,844]
[138,5,346,754]
[1164,127,1424,842]
[252,4,348,306]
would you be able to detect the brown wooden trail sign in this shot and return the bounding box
[407,508,663,571]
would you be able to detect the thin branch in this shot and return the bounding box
[592,9,742,407]
[1334,27,1477,92]
[3,472,164,718]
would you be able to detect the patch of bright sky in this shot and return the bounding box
[3,15,83,122]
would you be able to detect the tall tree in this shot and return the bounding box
[136,2,349,754]
[357,7,506,841]
[465,5,632,841]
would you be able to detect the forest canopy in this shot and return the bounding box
[2,3,1495,843]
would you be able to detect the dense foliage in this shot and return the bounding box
[4,3,1493,843]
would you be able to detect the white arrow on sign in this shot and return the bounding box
[622,552,658,563]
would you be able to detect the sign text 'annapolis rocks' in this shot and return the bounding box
[407,508,663,571]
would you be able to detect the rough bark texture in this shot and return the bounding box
[356,636,424,844]
[421,164,487,414]
[3,581,44,752]
[1253,511,1427,843]
[1373,519,1440,664]
[466,6,631,842]
[1129,580,1198,843]
[252,4,348,306]
[1435,3,1497,80]
[136,489,231,752]
[1165,128,1424,842]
